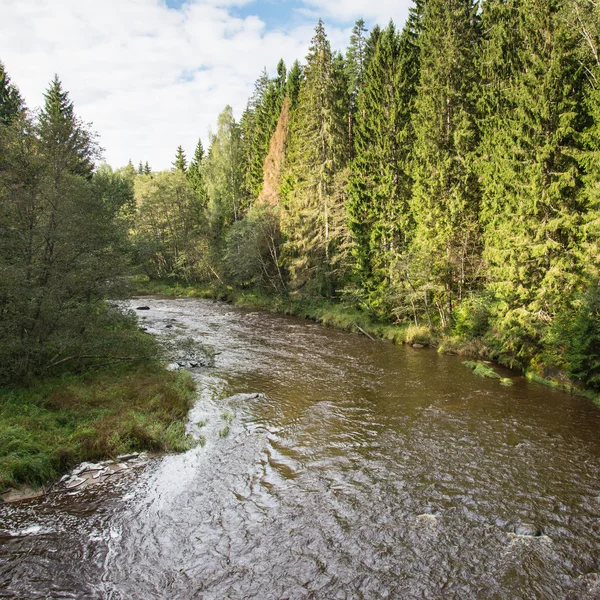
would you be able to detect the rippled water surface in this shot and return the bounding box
[1,298,600,599]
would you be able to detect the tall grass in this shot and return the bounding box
[0,363,197,490]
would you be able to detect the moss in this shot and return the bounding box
[0,363,197,489]
[218,425,230,438]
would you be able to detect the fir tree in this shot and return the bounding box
[173,145,187,173]
[138,161,143,175]
[144,161,151,175]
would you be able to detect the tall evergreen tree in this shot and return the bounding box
[144,161,151,175]
[138,160,143,175]
[346,16,422,312]
[0,61,24,125]
[409,0,481,326]
[187,138,207,205]
[38,75,95,178]
[282,21,350,296]
[478,0,586,364]
[173,145,187,173]
[286,60,303,109]
[345,19,369,111]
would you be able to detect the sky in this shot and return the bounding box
[0,0,412,170]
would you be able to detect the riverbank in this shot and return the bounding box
[134,277,600,405]
[0,363,197,497]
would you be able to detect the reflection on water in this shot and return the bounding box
[1,298,600,599]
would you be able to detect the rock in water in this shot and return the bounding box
[136,306,150,311]
[412,343,425,349]
[513,523,542,537]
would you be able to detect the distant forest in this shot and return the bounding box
[1,0,599,392]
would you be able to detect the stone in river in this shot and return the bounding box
[513,523,542,537]
[136,306,150,311]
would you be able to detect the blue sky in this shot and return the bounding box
[1,0,411,169]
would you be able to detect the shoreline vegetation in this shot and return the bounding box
[133,277,600,405]
[0,363,197,497]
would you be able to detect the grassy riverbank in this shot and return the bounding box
[0,363,197,492]
[134,277,600,405]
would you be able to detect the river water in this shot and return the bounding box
[1,297,600,599]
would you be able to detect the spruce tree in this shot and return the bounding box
[144,161,151,175]
[345,19,368,111]
[138,161,143,175]
[173,145,187,173]
[38,75,95,178]
[281,21,350,296]
[0,61,24,125]
[286,60,302,109]
[409,0,481,326]
[478,0,586,364]
[187,138,207,205]
[346,16,422,312]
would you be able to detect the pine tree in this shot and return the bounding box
[409,0,481,326]
[346,16,422,312]
[281,21,350,296]
[478,0,586,364]
[0,61,24,125]
[138,161,143,175]
[144,161,151,175]
[173,145,187,173]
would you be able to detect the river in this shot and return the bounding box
[1,297,599,599]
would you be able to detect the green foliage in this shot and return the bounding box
[173,145,188,173]
[0,365,196,488]
[452,294,493,339]
[347,18,421,313]
[0,61,24,125]
[132,170,209,280]
[463,361,501,379]
[205,106,244,231]
[409,0,481,327]
[224,204,286,293]
[281,21,351,297]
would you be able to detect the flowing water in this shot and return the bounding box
[1,297,600,599]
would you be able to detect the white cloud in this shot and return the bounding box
[0,0,409,169]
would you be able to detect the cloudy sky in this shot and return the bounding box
[1,0,412,170]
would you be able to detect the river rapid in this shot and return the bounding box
[1,297,600,599]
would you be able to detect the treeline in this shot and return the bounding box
[128,0,600,391]
[2,0,599,392]
[0,67,153,385]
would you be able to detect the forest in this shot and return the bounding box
[1,0,600,398]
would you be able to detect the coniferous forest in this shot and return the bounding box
[1,0,600,398]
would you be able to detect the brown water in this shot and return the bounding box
[1,297,600,599]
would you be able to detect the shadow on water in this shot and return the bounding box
[1,297,600,599]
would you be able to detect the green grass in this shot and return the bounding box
[0,363,197,490]
[218,425,230,438]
